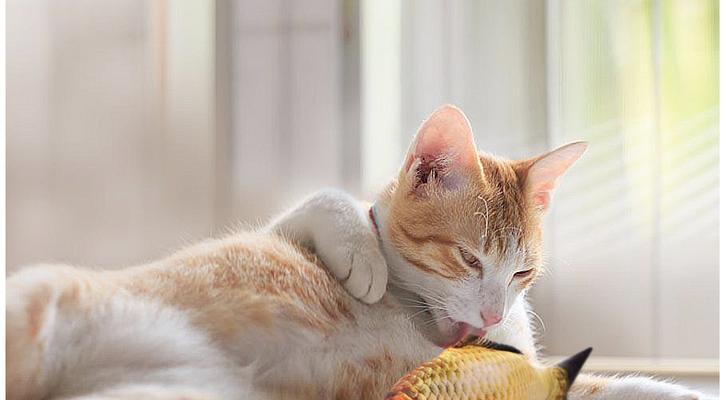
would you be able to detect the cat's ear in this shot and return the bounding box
[403,104,481,194]
[524,141,587,210]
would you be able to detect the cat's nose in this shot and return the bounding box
[480,311,502,328]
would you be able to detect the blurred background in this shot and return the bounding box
[7,0,718,395]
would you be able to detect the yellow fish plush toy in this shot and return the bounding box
[386,341,592,400]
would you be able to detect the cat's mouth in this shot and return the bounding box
[437,320,473,348]
[435,318,487,348]
[411,295,487,348]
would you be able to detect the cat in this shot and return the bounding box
[7,105,705,399]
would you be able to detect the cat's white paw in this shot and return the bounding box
[340,239,388,304]
[316,219,388,304]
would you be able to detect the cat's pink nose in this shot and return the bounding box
[480,311,502,328]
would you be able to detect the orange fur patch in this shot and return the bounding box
[26,285,51,339]
[121,232,356,343]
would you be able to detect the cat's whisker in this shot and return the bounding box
[402,299,432,307]
[402,303,447,312]
[405,308,435,322]
[400,300,434,307]
[526,309,546,332]
[402,282,446,302]
[398,282,448,307]
[400,281,437,295]
[405,305,448,324]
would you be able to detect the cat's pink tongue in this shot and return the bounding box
[437,323,469,348]
[436,322,489,348]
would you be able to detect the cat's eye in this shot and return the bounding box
[513,269,534,279]
[458,247,482,271]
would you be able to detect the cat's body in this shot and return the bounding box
[8,231,434,399]
[8,106,706,399]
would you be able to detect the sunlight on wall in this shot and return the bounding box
[361,0,403,194]
[546,0,718,359]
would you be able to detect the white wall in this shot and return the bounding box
[228,0,349,221]
[7,0,218,272]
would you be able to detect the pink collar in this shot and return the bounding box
[369,204,380,238]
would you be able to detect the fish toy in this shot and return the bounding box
[386,340,592,400]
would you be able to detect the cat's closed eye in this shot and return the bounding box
[458,247,482,271]
[513,269,534,279]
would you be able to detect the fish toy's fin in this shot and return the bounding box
[457,337,524,354]
[557,347,593,389]
[479,340,523,354]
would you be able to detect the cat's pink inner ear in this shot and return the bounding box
[405,105,479,178]
[526,141,587,210]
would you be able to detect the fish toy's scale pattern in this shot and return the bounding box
[386,342,591,400]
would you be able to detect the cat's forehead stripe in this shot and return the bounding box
[395,221,457,248]
[398,251,460,280]
[390,221,469,280]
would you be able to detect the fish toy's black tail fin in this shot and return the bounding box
[558,347,593,389]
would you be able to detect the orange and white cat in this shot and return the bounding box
[8,105,705,399]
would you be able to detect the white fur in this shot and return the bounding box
[575,376,708,400]
[7,266,250,399]
[266,189,388,304]
[49,296,248,399]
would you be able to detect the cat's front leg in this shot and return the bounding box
[569,374,711,400]
[266,188,388,304]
